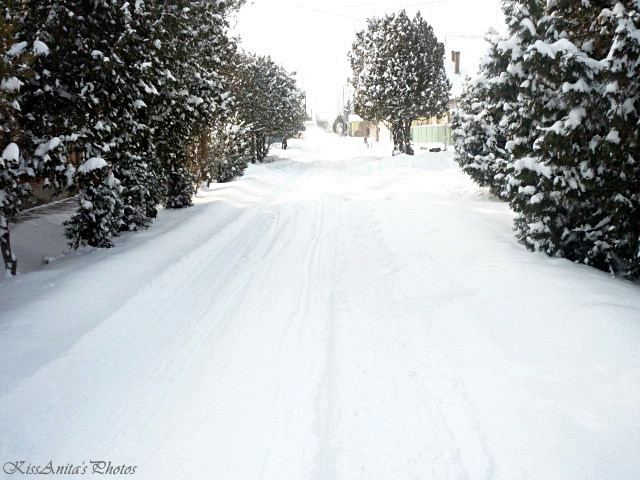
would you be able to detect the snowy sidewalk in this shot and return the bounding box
[1,127,639,479]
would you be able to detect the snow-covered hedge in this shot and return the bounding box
[454,0,640,280]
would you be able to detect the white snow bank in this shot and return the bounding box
[1,125,639,480]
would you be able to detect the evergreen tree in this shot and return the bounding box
[498,0,545,200]
[19,0,143,247]
[212,120,252,183]
[455,0,640,278]
[232,54,305,162]
[2,0,244,269]
[110,1,165,231]
[1,0,29,275]
[509,1,608,262]
[1,1,69,275]
[149,0,239,207]
[186,116,251,186]
[165,166,195,209]
[500,0,640,278]
[454,0,545,199]
[592,1,640,278]
[349,10,450,155]
[453,29,513,198]
[65,158,123,249]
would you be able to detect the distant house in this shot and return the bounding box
[411,40,489,149]
[348,114,392,144]
[412,49,465,129]
[348,113,366,137]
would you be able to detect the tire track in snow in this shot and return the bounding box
[102,171,312,453]
[312,196,340,480]
[315,195,480,479]
[0,164,306,461]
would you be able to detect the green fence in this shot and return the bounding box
[410,124,452,148]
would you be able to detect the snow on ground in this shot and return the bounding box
[1,126,639,479]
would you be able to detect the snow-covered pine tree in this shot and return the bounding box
[453,29,514,198]
[1,1,69,275]
[1,1,30,276]
[149,0,239,208]
[110,2,165,231]
[592,1,640,279]
[165,166,195,209]
[211,119,252,183]
[453,0,545,199]
[231,54,304,162]
[498,0,545,200]
[272,71,305,146]
[64,158,123,249]
[349,10,451,155]
[185,107,251,185]
[236,54,272,162]
[19,0,136,248]
[509,1,609,264]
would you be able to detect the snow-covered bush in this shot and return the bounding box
[231,54,305,163]
[591,2,640,278]
[9,0,241,262]
[456,0,640,279]
[211,121,252,184]
[453,30,515,199]
[165,167,195,209]
[65,159,123,249]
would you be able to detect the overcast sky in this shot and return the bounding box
[232,0,505,120]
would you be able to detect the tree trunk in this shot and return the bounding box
[254,133,266,162]
[255,134,269,162]
[391,120,414,156]
[391,122,402,156]
[1,212,17,276]
[403,120,414,155]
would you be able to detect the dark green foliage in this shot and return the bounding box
[148,0,239,204]
[231,54,305,163]
[452,31,513,199]
[509,1,612,265]
[590,1,640,277]
[1,0,305,275]
[456,0,640,279]
[212,121,252,183]
[1,0,71,275]
[165,167,195,209]
[65,161,123,249]
[1,0,244,274]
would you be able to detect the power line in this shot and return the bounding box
[293,0,447,21]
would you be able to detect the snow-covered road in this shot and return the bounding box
[1,126,640,479]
